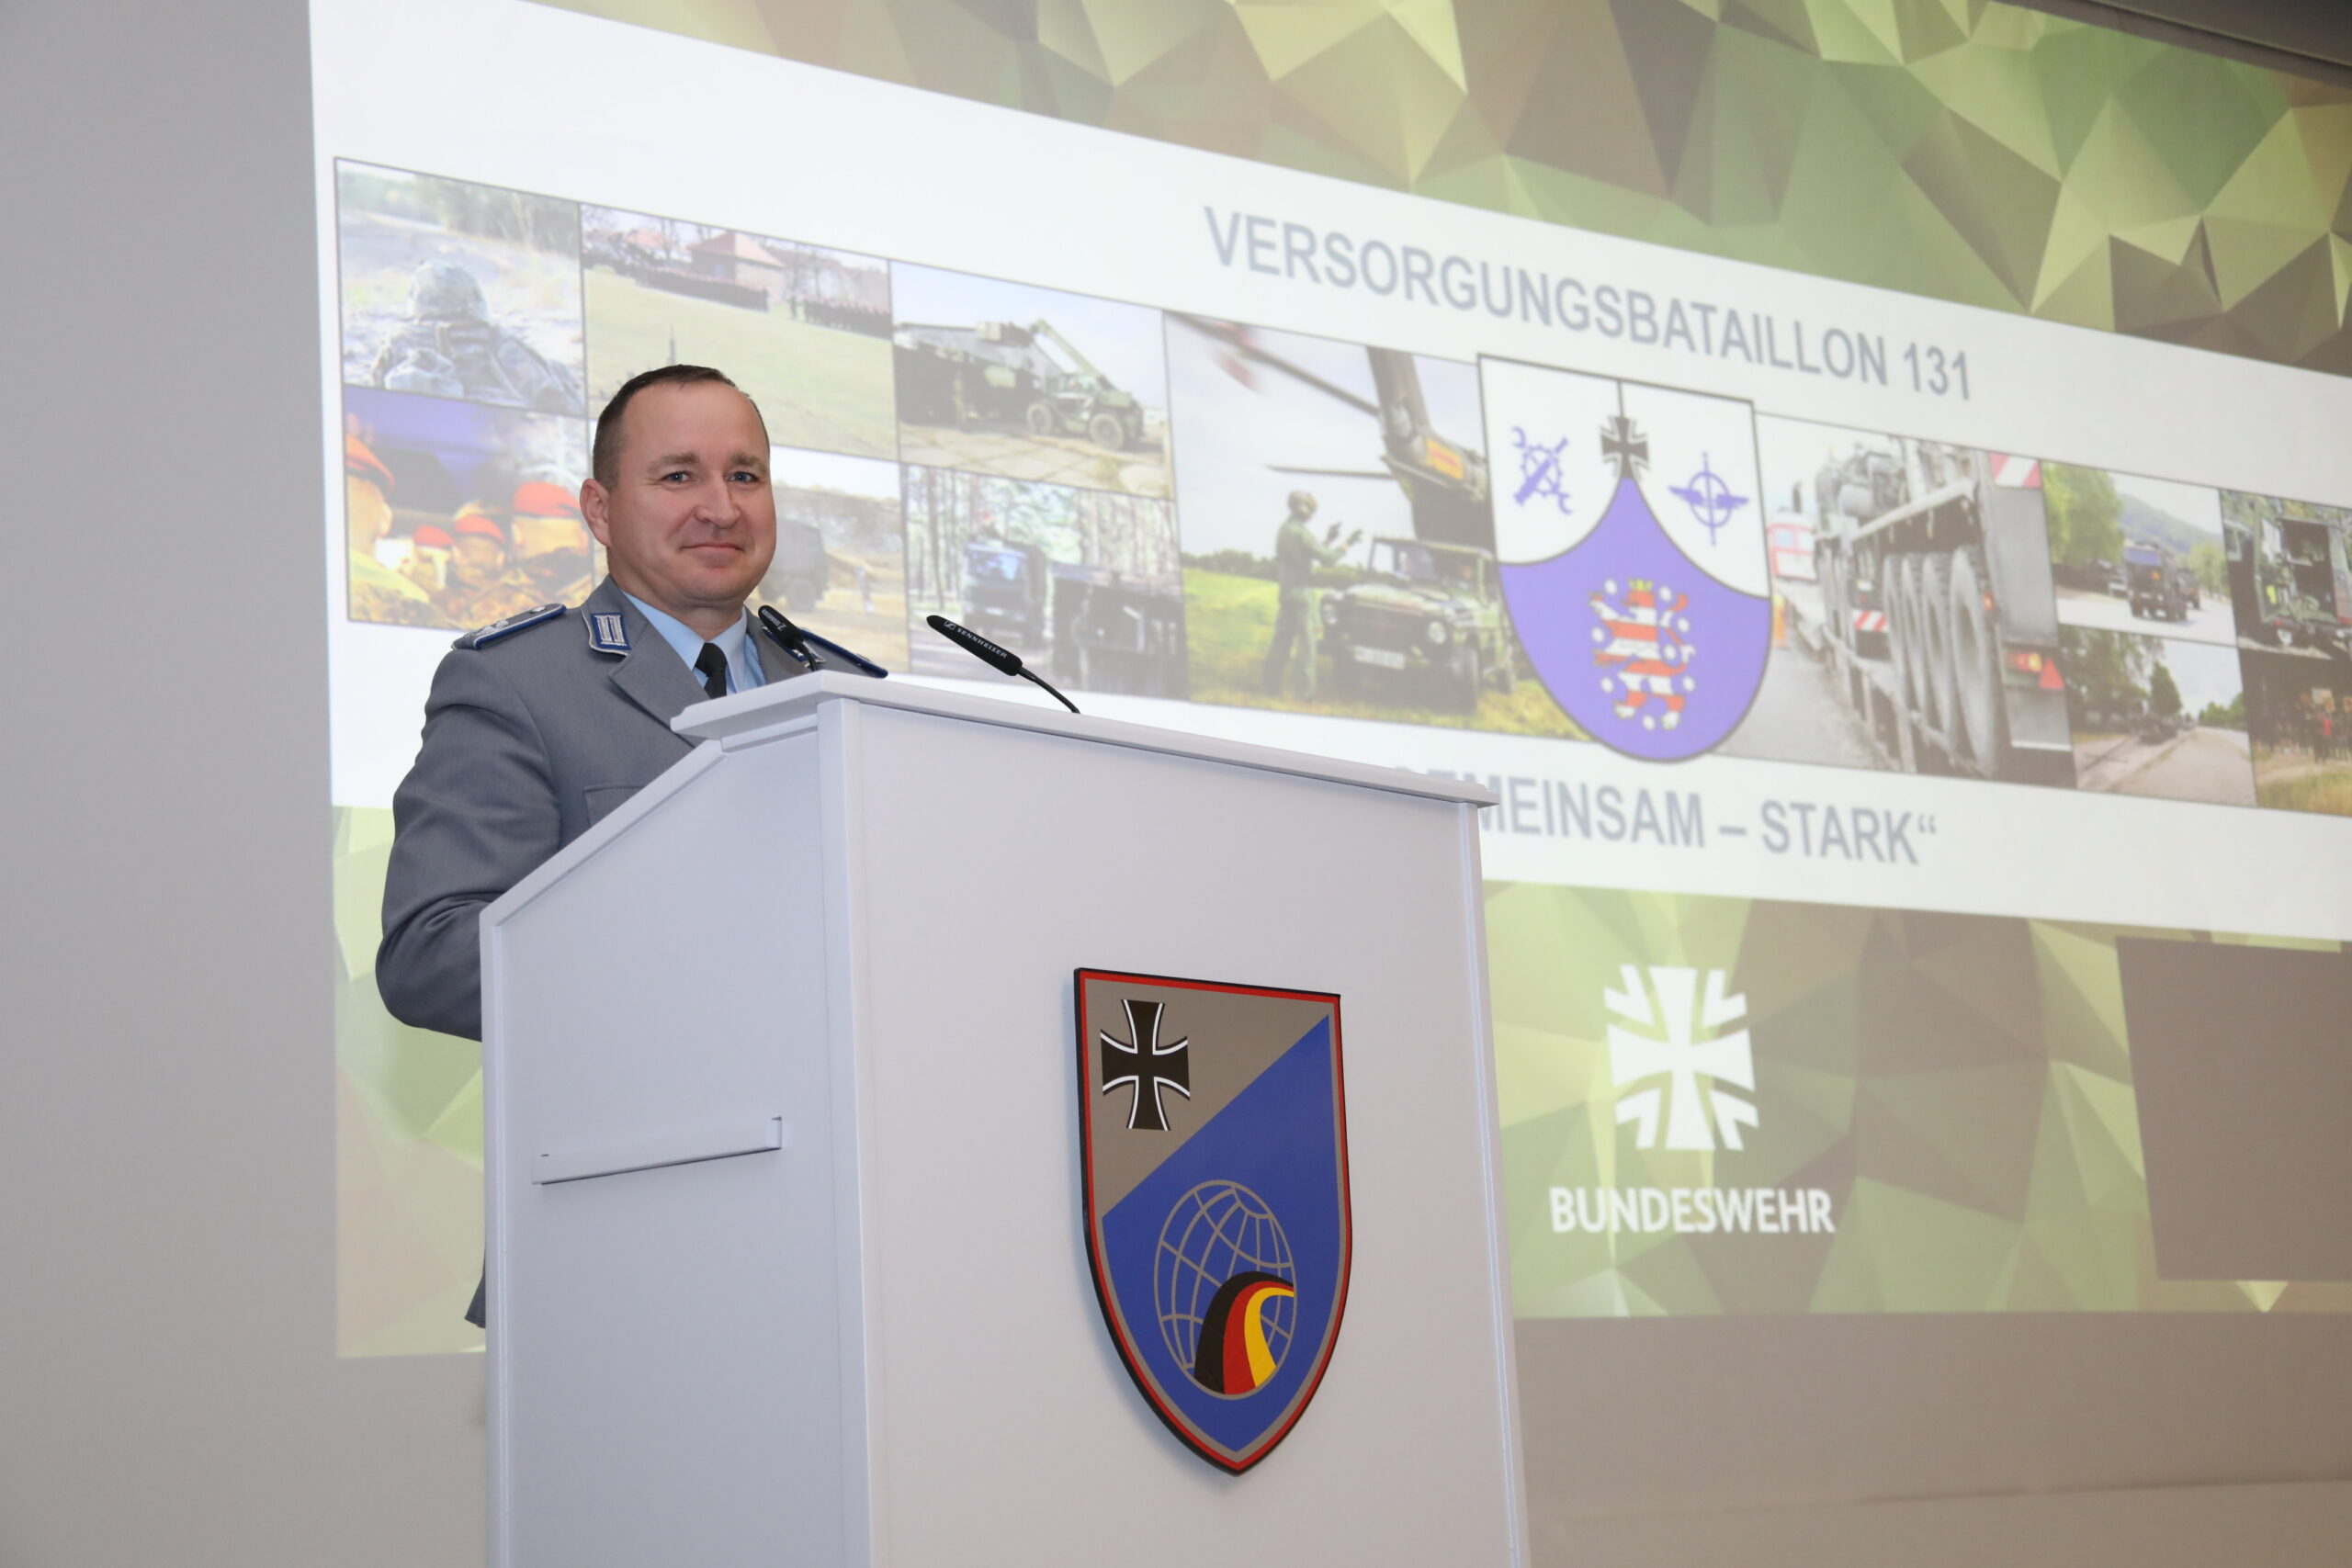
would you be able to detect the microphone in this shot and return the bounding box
[759,605,888,679]
[925,615,1080,714]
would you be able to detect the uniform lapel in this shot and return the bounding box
[586,578,707,737]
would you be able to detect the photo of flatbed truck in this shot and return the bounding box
[1807,439,2073,784]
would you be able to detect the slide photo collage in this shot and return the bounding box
[334,159,2352,821]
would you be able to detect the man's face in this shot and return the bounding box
[581,381,776,629]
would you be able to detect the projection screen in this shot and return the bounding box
[311,0,2352,1515]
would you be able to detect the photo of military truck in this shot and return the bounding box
[896,319,1144,453]
[890,265,1170,499]
[951,535,1046,649]
[1721,418,2071,785]
[2123,541,2201,621]
[2044,466,2233,645]
[902,465,1184,698]
[2222,494,2352,656]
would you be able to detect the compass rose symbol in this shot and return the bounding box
[1668,455,1750,545]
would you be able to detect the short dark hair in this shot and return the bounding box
[591,365,766,486]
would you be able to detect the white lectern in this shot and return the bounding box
[482,672,1523,1565]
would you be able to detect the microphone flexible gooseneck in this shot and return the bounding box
[924,615,1080,714]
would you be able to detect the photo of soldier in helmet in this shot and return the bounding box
[337,160,585,415]
[368,260,583,414]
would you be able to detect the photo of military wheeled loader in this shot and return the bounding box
[895,318,1144,452]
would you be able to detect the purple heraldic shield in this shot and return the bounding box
[1477,359,1771,760]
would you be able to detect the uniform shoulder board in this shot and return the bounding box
[453,603,566,650]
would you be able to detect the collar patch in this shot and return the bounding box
[587,610,630,655]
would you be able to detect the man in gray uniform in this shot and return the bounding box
[377,364,795,1325]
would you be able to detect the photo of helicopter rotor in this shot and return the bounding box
[1172,313,1494,551]
[1167,314,1567,735]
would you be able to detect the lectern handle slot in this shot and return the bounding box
[535,1116,786,1185]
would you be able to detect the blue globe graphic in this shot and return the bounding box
[1154,1180,1297,1394]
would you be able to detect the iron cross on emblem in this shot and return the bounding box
[1097,998,1191,1131]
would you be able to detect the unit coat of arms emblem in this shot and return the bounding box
[1479,359,1771,760]
[1074,970,1350,1474]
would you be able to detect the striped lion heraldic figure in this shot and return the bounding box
[1075,972,1351,1473]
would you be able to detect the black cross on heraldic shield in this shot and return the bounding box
[1099,998,1191,1131]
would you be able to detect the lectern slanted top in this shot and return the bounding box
[482,671,1523,1565]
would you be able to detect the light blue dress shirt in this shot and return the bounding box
[620,591,769,696]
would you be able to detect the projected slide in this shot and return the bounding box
[312,0,2352,1354]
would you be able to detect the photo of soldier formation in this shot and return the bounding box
[331,158,2352,818]
[343,388,594,632]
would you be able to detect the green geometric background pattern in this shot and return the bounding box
[1488,881,2352,1315]
[538,0,2352,374]
[334,807,484,1356]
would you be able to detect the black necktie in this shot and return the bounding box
[695,642,729,700]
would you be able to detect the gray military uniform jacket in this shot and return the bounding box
[377,577,800,1042]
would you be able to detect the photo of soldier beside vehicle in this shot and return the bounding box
[1165,315,1574,737]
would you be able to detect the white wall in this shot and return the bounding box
[0,3,481,1563]
[0,1,2342,1562]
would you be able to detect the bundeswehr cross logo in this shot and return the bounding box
[1075,969,1351,1475]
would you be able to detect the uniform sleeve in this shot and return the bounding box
[376,649,560,1042]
